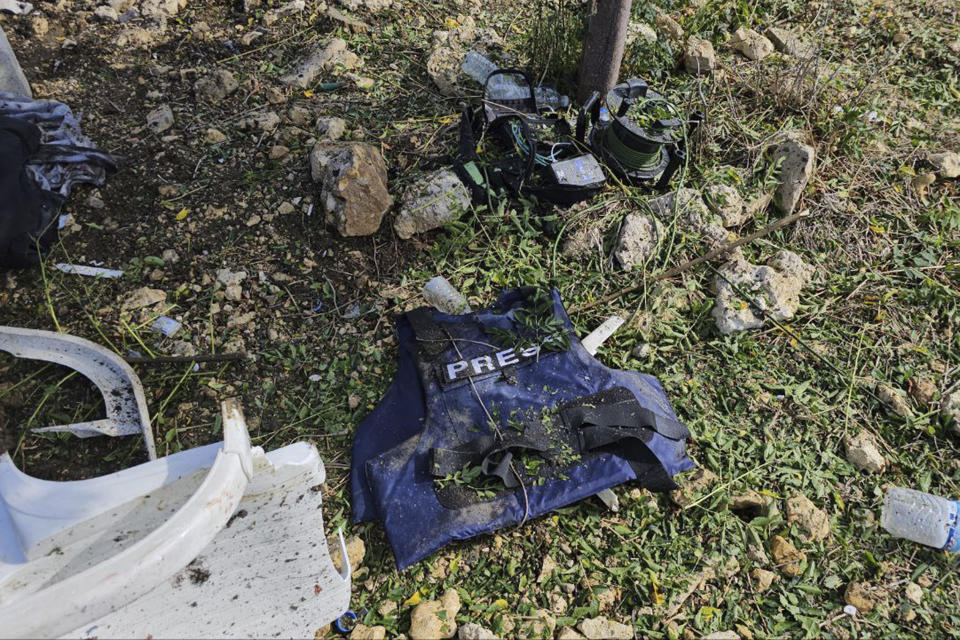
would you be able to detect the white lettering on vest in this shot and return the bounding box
[496,348,519,368]
[447,360,469,381]
[471,355,496,374]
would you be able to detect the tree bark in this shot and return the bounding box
[576,0,632,105]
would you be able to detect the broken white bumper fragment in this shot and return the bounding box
[0,399,351,639]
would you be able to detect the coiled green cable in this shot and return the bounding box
[600,124,663,171]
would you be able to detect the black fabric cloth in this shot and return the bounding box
[0,116,61,268]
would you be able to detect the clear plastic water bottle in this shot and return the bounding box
[881,487,960,552]
[423,277,472,315]
[461,51,569,109]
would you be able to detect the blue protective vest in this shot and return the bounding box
[351,288,694,569]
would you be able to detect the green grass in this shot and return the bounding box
[2,0,960,637]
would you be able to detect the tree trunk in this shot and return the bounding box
[576,0,632,105]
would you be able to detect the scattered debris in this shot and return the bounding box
[769,535,805,577]
[843,431,886,473]
[613,213,663,270]
[394,169,471,239]
[422,276,472,314]
[905,582,923,605]
[151,315,182,337]
[772,136,815,214]
[730,27,775,61]
[281,38,363,89]
[326,6,371,33]
[54,263,124,278]
[684,37,716,75]
[537,554,557,584]
[310,141,392,237]
[409,588,460,640]
[711,250,814,334]
[844,581,875,613]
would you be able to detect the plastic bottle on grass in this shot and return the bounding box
[423,277,472,315]
[881,487,960,552]
[461,51,570,109]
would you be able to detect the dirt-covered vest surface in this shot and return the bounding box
[351,288,694,569]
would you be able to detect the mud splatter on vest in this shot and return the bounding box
[351,288,694,569]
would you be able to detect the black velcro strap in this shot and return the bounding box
[431,434,549,489]
[406,307,449,360]
[562,387,691,443]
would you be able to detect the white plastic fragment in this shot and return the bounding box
[0,0,32,15]
[581,316,626,355]
[151,315,181,336]
[54,263,124,278]
[843,604,858,616]
[0,399,351,639]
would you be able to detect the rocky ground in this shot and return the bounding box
[1,0,959,638]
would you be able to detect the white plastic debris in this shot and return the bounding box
[151,315,182,337]
[0,0,32,15]
[843,604,858,616]
[0,399,351,639]
[580,316,625,355]
[54,263,124,278]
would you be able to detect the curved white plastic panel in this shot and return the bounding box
[0,399,351,639]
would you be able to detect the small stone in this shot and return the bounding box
[30,15,50,37]
[764,27,811,57]
[705,184,747,227]
[877,384,913,419]
[217,268,247,286]
[703,633,740,640]
[730,27,775,61]
[784,494,831,542]
[277,201,296,215]
[326,7,371,33]
[457,623,496,640]
[595,587,618,612]
[626,22,657,45]
[669,468,718,507]
[146,104,174,133]
[425,46,464,96]
[654,13,683,41]
[240,111,281,132]
[537,554,557,583]
[909,377,937,406]
[548,592,567,615]
[578,616,633,640]
[122,286,166,310]
[352,624,386,640]
[843,431,886,473]
[225,284,243,301]
[310,142,393,237]
[749,568,777,593]
[85,192,106,209]
[562,225,603,259]
[349,73,375,90]
[905,582,923,605]
[246,214,261,226]
[394,169,471,239]
[684,37,715,75]
[711,254,811,334]
[929,151,960,179]
[769,535,804,577]
[772,136,815,215]
[269,145,290,160]
[941,389,960,435]
[204,128,227,144]
[281,38,363,88]
[94,5,119,21]
[241,30,264,46]
[161,249,180,263]
[844,581,875,613]
[194,69,239,102]
[557,628,585,640]
[614,214,663,270]
[317,116,347,141]
[409,588,461,640]
[509,609,556,638]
